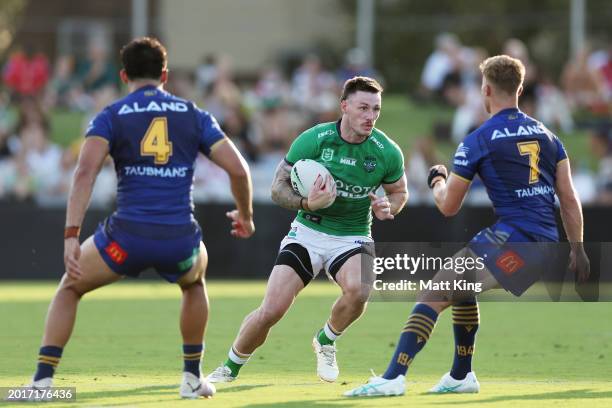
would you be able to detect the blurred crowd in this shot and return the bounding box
[0,34,611,208]
[409,33,612,205]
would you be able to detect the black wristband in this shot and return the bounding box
[428,168,447,189]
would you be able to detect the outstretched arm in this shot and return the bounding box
[65,137,109,229]
[429,166,470,217]
[209,138,254,238]
[64,137,109,278]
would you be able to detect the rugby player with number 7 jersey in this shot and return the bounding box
[345,55,590,398]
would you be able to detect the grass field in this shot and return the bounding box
[1,280,611,407]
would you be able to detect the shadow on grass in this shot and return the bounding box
[429,389,612,404]
[76,384,176,402]
[247,401,358,408]
[216,383,273,393]
[73,383,274,406]
[249,396,402,408]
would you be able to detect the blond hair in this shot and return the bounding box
[479,55,525,95]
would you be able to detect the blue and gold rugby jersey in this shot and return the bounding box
[452,108,567,241]
[86,85,225,224]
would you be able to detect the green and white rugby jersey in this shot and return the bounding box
[285,120,405,237]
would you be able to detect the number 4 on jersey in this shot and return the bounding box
[141,117,172,164]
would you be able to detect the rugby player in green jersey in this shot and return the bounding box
[208,76,408,383]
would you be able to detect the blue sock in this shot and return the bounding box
[183,344,203,378]
[34,346,63,381]
[450,301,479,380]
[383,304,438,380]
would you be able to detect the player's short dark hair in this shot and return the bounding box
[479,55,525,96]
[120,37,167,81]
[340,76,383,101]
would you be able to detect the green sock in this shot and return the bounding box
[224,347,250,377]
[317,322,340,346]
[224,358,243,377]
[317,328,334,346]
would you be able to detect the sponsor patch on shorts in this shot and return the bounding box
[177,247,200,271]
[495,250,524,275]
[105,241,128,264]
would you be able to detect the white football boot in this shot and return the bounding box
[206,365,236,383]
[312,337,339,382]
[428,372,480,393]
[179,372,216,399]
[25,377,53,402]
[344,372,406,397]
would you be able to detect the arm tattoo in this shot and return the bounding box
[270,161,303,210]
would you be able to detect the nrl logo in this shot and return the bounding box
[363,156,377,172]
[321,148,334,162]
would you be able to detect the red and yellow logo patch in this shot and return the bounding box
[495,250,524,275]
[105,241,127,265]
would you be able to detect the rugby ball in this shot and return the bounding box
[290,159,333,198]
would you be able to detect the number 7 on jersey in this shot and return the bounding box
[140,117,173,164]
[517,140,540,184]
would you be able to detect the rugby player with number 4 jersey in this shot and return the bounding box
[27,37,254,400]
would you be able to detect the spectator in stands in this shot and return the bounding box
[164,69,195,100]
[534,72,575,133]
[0,91,16,158]
[75,39,118,94]
[291,53,337,120]
[419,33,462,101]
[441,72,487,142]
[0,91,17,197]
[193,155,232,203]
[0,97,52,201]
[251,66,294,158]
[591,123,612,204]
[195,54,219,99]
[51,140,116,208]
[588,43,612,98]
[252,99,293,158]
[2,45,50,100]
[503,38,538,117]
[406,136,441,204]
[14,120,62,204]
[561,45,609,115]
[458,46,487,90]
[254,66,291,107]
[203,56,256,162]
[44,55,79,110]
[203,56,242,124]
[337,48,380,84]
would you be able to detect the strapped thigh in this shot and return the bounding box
[327,246,368,282]
[274,243,314,286]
